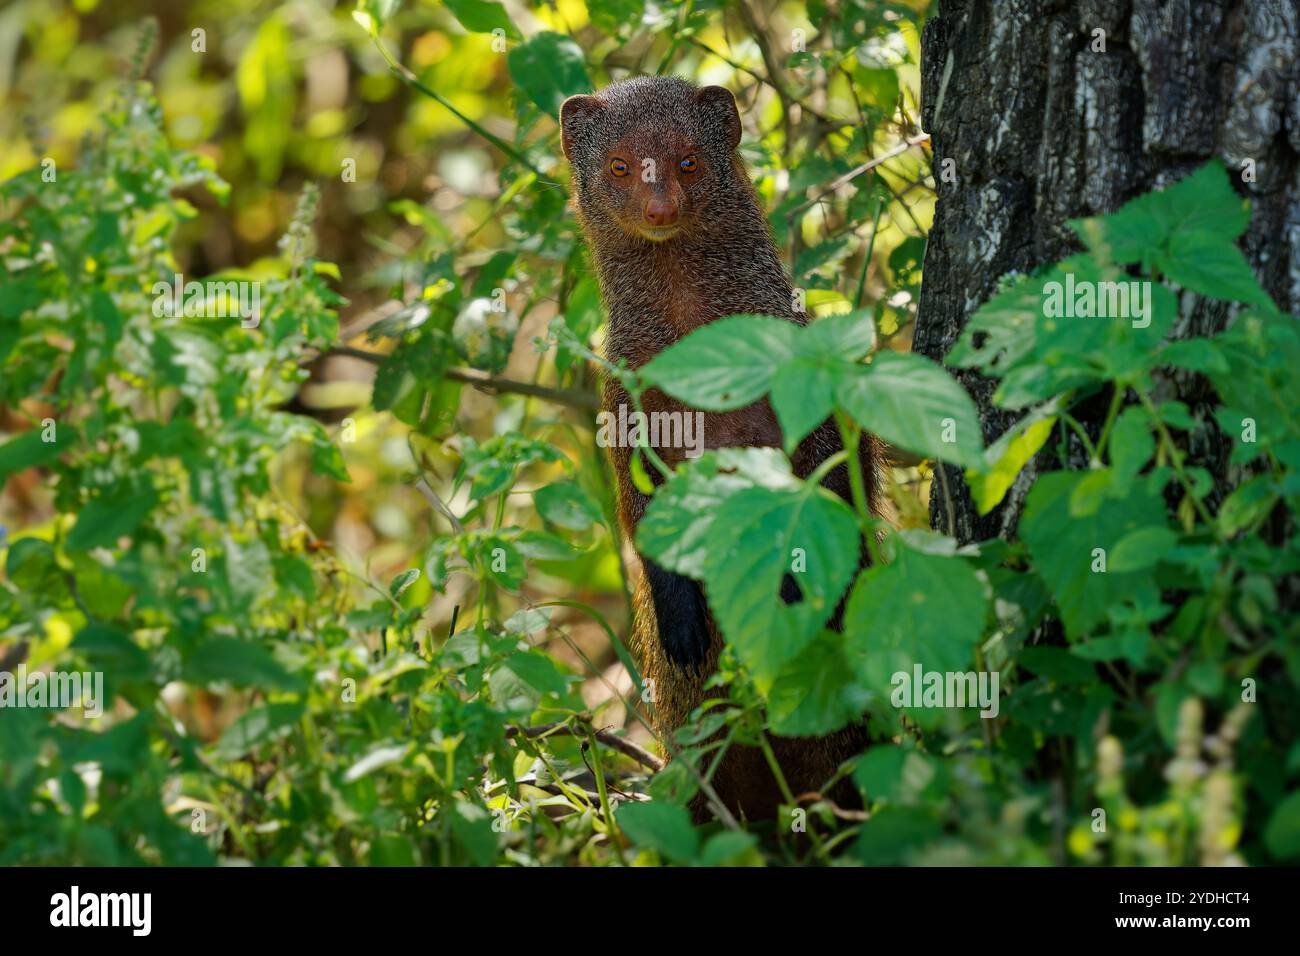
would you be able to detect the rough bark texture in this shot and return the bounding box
[914,0,1300,542]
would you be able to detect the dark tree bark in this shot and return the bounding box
[914,0,1300,542]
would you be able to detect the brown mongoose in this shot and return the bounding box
[560,76,881,820]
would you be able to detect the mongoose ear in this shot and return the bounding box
[560,94,603,163]
[695,85,741,151]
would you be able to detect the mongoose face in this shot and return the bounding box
[560,77,745,245]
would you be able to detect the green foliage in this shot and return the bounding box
[615,159,1299,865]
[2,0,1293,870]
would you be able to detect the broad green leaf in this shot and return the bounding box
[766,631,869,735]
[704,484,859,685]
[184,637,302,691]
[67,482,158,551]
[1020,470,1164,638]
[769,355,839,453]
[1265,790,1300,860]
[343,743,410,783]
[390,568,420,598]
[636,448,793,579]
[843,545,988,716]
[444,0,521,39]
[1158,231,1271,307]
[587,0,647,35]
[799,310,876,361]
[838,351,983,466]
[616,800,698,863]
[534,481,602,531]
[640,314,798,410]
[507,32,591,117]
[0,425,77,482]
[1109,526,1179,572]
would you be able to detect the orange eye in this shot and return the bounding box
[610,158,629,177]
[680,155,698,174]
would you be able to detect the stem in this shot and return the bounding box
[585,726,628,865]
[1134,385,1220,534]
[1093,384,1126,464]
[369,35,547,182]
[756,731,830,864]
[853,199,886,311]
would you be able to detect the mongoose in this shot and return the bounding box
[561,76,882,820]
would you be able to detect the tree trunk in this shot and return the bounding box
[913,0,1299,542]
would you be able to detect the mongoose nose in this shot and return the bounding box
[643,199,679,227]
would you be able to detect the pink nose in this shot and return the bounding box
[644,199,679,227]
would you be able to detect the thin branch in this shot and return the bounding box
[369,34,548,182]
[508,720,666,773]
[323,345,599,411]
[787,132,932,220]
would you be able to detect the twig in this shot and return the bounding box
[324,345,599,411]
[507,720,665,773]
[793,791,870,821]
[368,34,548,182]
[787,132,931,220]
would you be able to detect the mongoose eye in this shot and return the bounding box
[680,155,698,174]
[610,158,629,177]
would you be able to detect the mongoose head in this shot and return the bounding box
[560,76,745,244]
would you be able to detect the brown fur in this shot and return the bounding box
[562,77,883,820]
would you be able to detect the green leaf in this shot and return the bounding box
[1073,160,1251,263]
[967,408,1057,515]
[507,32,591,117]
[1019,470,1164,638]
[1158,231,1271,307]
[1109,526,1179,572]
[638,449,859,686]
[636,448,791,580]
[534,481,602,531]
[488,651,568,712]
[1265,790,1300,860]
[390,568,420,598]
[449,800,498,866]
[843,545,988,713]
[616,800,698,863]
[800,310,876,360]
[212,702,304,760]
[659,477,859,686]
[1108,407,1154,487]
[73,624,150,682]
[766,631,869,735]
[698,830,758,866]
[0,425,77,482]
[770,355,840,453]
[639,314,799,411]
[184,637,302,691]
[343,743,410,783]
[838,351,983,466]
[444,0,521,39]
[67,482,158,551]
